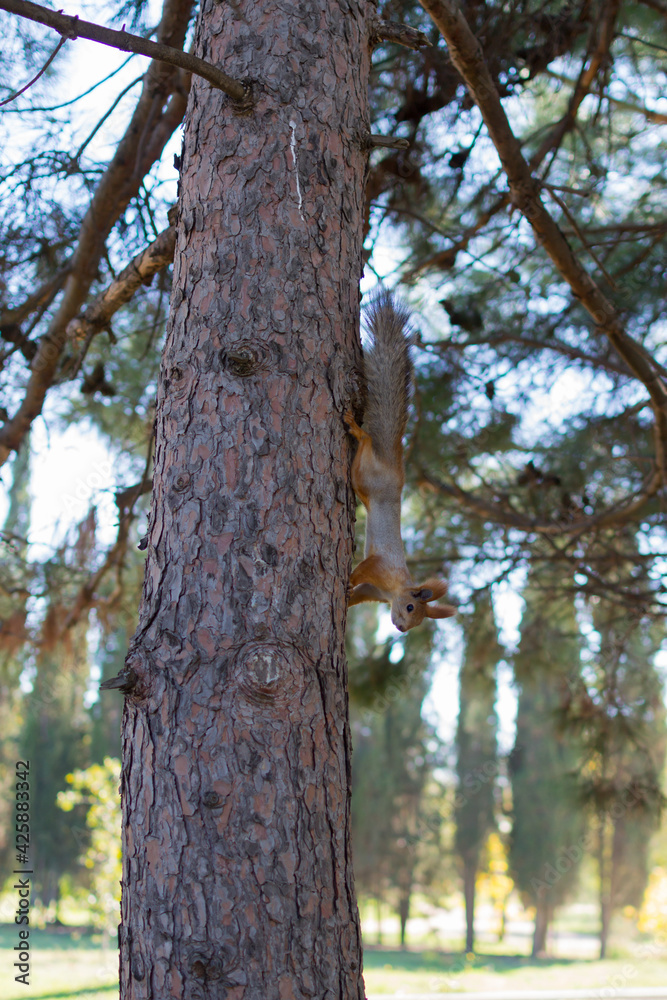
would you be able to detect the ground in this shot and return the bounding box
[1,904,667,1000]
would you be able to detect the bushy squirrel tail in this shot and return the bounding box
[361,290,414,468]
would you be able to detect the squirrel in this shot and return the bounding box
[344,291,456,632]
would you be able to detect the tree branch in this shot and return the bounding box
[441,332,636,379]
[407,7,624,280]
[61,443,154,636]
[639,0,667,15]
[529,0,623,172]
[371,19,432,50]
[66,223,176,352]
[545,67,667,126]
[1,264,71,328]
[419,468,662,536]
[404,190,507,280]
[0,0,193,467]
[368,133,410,150]
[0,0,251,107]
[0,32,67,106]
[418,0,667,492]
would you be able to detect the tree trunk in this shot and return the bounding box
[463,856,476,953]
[599,813,613,960]
[498,901,506,942]
[118,1,371,996]
[398,892,410,948]
[532,897,550,957]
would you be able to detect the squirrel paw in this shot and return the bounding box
[343,409,365,440]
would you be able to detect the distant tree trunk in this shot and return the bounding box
[454,592,499,956]
[498,902,507,942]
[463,856,476,952]
[376,896,383,946]
[532,898,550,957]
[599,813,613,960]
[399,892,410,948]
[117,1,371,996]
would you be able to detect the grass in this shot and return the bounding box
[362,947,667,994]
[1,922,666,998]
[0,926,117,1000]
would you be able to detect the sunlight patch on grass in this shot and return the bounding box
[361,947,667,995]
[0,928,117,1000]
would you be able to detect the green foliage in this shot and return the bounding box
[17,636,93,909]
[565,593,667,932]
[509,573,586,916]
[454,590,500,866]
[350,618,454,939]
[57,757,122,934]
[454,589,502,949]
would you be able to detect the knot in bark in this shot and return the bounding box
[164,360,191,397]
[202,790,224,809]
[173,472,191,493]
[232,641,301,710]
[221,343,265,377]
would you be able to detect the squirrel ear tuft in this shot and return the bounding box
[417,577,449,602]
[412,587,433,601]
[425,603,457,620]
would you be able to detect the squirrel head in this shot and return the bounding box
[390,578,456,632]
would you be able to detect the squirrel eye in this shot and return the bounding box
[406,604,414,613]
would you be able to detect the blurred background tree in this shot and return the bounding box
[454,589,500,952]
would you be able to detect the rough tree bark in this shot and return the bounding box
[118,0,372,997]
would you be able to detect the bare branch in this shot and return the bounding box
[0,32,67,106]
[441,332,636,379]
[545,68,667,126]
[66,223,176,351]
[419,468,662,537]
[69,76,144,167]
[404,190,507,280]
[0,0,251,106]
[372,19,432,50]
[529,0,623,172]
[368,134,410,150]
[1,265,71,328]
[545,186,618,289]
[639,0,667,15]
[61,451,154,636]
[0,53,136,113]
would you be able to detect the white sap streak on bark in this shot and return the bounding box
[288,119,306,223]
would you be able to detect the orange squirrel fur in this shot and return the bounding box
[345,292,456,632]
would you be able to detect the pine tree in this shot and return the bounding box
[0,440,32,878]
[350,620,451,947]
[19,629,92,912]
[509,571,585,956]
[454,589,500,952]
[566,590,667,957]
